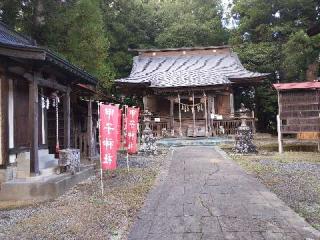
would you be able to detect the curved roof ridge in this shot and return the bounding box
[116,50,269,88]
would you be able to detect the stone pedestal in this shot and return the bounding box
[16,152,31,179]
[58,149,80,174]
[0,167,16,182]
[235,117,257,154]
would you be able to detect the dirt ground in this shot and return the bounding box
[0,149,169,240]
[223,135,320,230]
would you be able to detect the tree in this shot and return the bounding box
[230,0,320,132]
[102,0,229,78]
[0,0,114,90]
[102,0,156,78]
[152,0,228,47]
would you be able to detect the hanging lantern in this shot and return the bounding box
[41,96,45,109]
[189,96,193,102]
[46,98,50,109]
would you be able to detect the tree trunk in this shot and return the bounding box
[306,61,319,81]
[33,0,45,27]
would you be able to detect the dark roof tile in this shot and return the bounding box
[116,52,268,88]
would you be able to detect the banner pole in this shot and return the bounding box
[126,152,130,172]
[98,101,104,195]
[125,106,130,172]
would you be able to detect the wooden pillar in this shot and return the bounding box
[277,115,283,154]
[230,92,234,117]
[0,67,9,167]
[143,95,148,111]
[178,93,182,137]
[277,91,283,153]
[87,98,93,158]
[203,93,208,137]
[192,92,196,137]
[170,97,174,136]
[63,88,71,149]
[29,73,39,174]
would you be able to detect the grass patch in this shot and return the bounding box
[224,137,320,231]
[0,200,46,210]
[1,152,167,240]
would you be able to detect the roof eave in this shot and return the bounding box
[150,83,230,90]
[115,80,151,87]
[0,42,46,60]
[0,42,98,85]
[129,45,231,53]
[45,51,97,85]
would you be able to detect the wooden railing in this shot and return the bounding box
[143,115,256,137]
[150,117,170,137]
[74,130,98,159]
[211,118,255,135]
[74,132,88,158]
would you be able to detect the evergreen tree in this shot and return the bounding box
[0,0,113,90]
[230,0,320,132]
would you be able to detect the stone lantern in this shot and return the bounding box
[140,110,157,154]
[234,103,257,154]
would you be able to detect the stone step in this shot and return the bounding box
[38,148,58,170]
[0,166,95,201]
[40,166,59,176]
[156,137,234,147]
[39,159,58,170]
[38,149,51,157]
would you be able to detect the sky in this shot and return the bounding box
[221,0,238,29]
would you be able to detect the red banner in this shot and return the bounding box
[125,107,139,154]
[117,108,122,150]
[99,104,119,170]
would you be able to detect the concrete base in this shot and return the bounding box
[0,166,16,182]
[156,137,234,147]
[0,165,95,201]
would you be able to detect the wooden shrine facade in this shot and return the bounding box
[274,82,320,152]
[0,22,99,178]
[117,46,268,137]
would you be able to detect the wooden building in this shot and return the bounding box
[274,82,320,153]
[116,46,268,137]
[0,22,99,181]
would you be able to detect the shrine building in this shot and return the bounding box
[0,22,102,200]
[116,46,269,137]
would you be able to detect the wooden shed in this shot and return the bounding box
[273,82,320,152]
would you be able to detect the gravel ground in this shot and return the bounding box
[0,148,169,240]
[226,145,320,230]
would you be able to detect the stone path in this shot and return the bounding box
[129,146,320,240]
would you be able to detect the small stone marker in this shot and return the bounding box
[58,149,81,174]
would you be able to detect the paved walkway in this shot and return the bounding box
[129,147,320,240]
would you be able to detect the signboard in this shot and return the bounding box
[99,104,119,170]
[125,107,140,154]
[154,118,161,122]
[211,114,223,120]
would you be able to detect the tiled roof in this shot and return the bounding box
[273,82,320,90]
[0,21,97,85]
[0,22,35,47]
[116,53,268,88]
